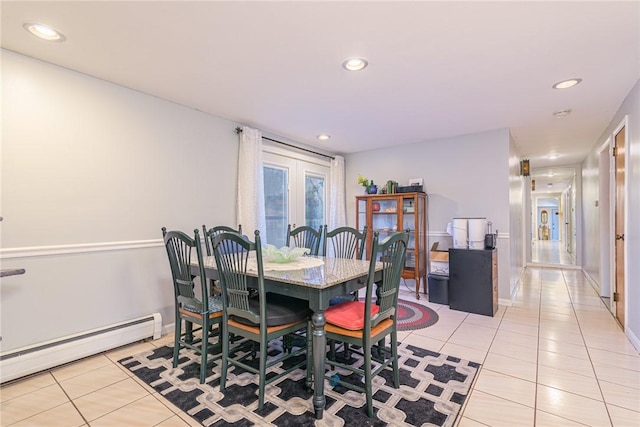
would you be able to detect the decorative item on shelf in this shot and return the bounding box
[404,200,415,213]
[386,180,398,194]
[372,202,381,212]
[368,181,378,194]
[357,174,372,194]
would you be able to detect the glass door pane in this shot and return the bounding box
[263,165,289,248]
[305,174,325,230]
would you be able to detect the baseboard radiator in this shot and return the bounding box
[0,313,162,383]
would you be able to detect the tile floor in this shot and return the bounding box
[531,239,576,266]
[1,266,639,426]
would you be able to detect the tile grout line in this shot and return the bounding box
[562,269,615,427]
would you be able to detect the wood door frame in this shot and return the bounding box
[597,137,613,302]
[611,115,628,327]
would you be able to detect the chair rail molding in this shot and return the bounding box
[0,239,163,259]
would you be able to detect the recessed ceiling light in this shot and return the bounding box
[23,22,66,41]
[552,78,582,89]
[548,154,559,160]
[547,172,554,177]
[317,134,331,141]
[553,109,572,119]
[342,58,368,71]
[547,183,553,187]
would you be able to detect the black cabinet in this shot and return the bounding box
[448,249,498,316]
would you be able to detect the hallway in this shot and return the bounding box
[531,240,576,266]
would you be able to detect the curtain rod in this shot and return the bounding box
[235,127,335,160]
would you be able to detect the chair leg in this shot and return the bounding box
[391,330,399,388]
[200,317,209,384]
[220,324,229,391]
[173,312,181,368]
[185,320,194,343]
[258,340,268,410]
[344,343,351,360]
[364,341,374,418]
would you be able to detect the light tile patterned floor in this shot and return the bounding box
[1,266,639,426]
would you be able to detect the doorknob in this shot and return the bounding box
[616,234,625,241]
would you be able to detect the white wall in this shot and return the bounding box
[508,136,525,298]
[581,79,640,349]
[1,51,239,351]
[344,128,519,301]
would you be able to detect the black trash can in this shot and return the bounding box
[428,274,449,304]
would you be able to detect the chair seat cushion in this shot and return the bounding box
[231,293,311,327]
[183,295,223,313]
[325,300,380,330]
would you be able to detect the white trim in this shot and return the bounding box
[0,239,163,259]
[429,231,510,239]
[626,327,640,353]
[498,298,513,307]
[582,267,601,295]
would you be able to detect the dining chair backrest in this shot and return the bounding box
[286,224,322,256]
[323,225,367,259]
[212,230,265,326]
[162,228,211,314]
[363,231,408,330]
[202,224,243,256]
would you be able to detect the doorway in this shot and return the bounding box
[528,167,579,267]
[263,148,330,248]
[613,118,627,327]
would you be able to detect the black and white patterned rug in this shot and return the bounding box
[119,338,479,426]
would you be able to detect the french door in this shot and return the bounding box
[263,149,329,247]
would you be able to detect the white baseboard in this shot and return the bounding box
[0,313,162,383]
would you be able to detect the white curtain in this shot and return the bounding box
[236,126,267,241]
[328,155,347,229]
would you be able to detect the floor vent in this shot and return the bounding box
[0,313,162,383]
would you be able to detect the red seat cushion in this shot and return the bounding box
[325,300,380,331]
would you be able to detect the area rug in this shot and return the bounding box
[396,299,439,331]
[119,338,479,427]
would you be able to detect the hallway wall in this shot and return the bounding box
[581,79,640,349]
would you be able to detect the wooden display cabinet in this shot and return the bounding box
[356,192,428,299]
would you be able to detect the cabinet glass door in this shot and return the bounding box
[402,197,416,271]
[371,198,399,240]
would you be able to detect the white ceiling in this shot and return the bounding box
[2,1,639,183]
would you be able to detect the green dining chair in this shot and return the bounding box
[286,224,322,256]
[323,231,408,417]
[323,225,369,357]
[162,227,223,384]
[202,224,243,256]
[323,225,367,259]
[323,225,368,304]
[212,230,312,410]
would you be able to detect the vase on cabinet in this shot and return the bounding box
[367,183,378,194]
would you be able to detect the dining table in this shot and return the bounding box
[191,254,382,420]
